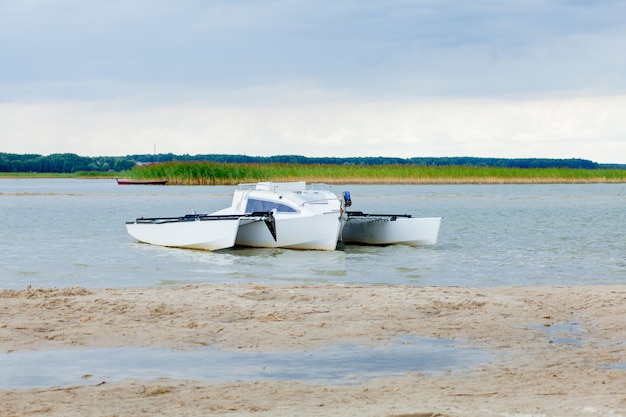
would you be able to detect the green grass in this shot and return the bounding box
[3,162,625,184]
[123,161,626,185]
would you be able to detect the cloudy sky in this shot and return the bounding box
[2,1,626,163]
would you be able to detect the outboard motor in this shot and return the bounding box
[342,191,352,207]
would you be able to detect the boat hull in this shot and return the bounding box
[235,211,343,250]
[117,179,168,185]
[126,218,240,251]
[341,216,442,246]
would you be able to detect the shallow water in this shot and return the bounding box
[1,179,624,388]
[0,336,492,388]
[529,321,583,345]
[1,178,625,289]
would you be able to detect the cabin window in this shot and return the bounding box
[246,199,297,213]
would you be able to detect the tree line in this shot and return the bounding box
[0,153,136,173]
[1,152,622,173]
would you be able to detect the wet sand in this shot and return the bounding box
[1,284,625,417]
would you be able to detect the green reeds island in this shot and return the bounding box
[127,161,626,185]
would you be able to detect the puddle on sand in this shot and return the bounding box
[529,321,583,345]
[604,342,626,371]
[0,336,493,388]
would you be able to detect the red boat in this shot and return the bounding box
[116,179,168,185]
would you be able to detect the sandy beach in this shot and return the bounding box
[1,283,625,417]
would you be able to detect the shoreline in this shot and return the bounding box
[1,283,625,416]
[2,173,626,184]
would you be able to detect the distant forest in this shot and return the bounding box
[1,152,623,173]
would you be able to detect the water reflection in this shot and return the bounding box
[0,336,493,388]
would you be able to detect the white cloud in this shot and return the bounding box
[2,1,626,162]
[2,94,625,163]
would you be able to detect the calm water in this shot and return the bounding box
[1,178,625,290]
[0,336,491,388]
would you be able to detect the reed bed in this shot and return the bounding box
[127,161,626,185]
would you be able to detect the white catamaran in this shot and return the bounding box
[125,181,442,251]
